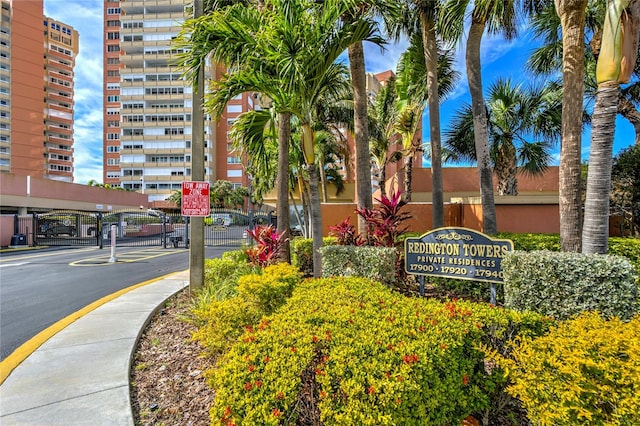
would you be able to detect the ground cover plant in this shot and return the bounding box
[205,276,552,425]
[168,230,640,425]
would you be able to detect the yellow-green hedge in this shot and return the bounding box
[495,312,640,425]
[207,277,551,425]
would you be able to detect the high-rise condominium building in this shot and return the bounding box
[103,0,254,204]
[0,0,78,182]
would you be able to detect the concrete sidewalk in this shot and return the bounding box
[0,271,189,425]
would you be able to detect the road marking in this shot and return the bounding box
[0,271,187,385]
[0,247,99,263]
[69,248,187,266]
[0,262,28,268]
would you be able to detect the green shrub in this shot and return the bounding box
[497,233,561,252]
[494,312,640,425]
[319,245,397,286]
[191,263,303,357]
[221,249,249,263]
[292,237,336,277]
[503,251,638,321]
[207,277,551,425]
[198,256,258,303]
[608,237,640,277]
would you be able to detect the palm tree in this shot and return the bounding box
[340,1,396,236]
[583,0,640,254]
[369,76,402,199]
[178,2,296,263]
[386,0,448,226]
[531,1,640,145]
[441,0,546,234]
[444,78,562,195]
[549,0,590,251]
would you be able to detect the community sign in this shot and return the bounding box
[404,227,513,284]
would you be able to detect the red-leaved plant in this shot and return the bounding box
[328,217,364,246]
[356,190,410,248]
[244,224,287,267]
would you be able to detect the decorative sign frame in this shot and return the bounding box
[404,227,513,284]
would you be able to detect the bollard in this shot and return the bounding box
[109,224,117,263]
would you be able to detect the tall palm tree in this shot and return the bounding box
[387,0,447,226]
[340,1,396,236]
[583,0,640,254]
[441,0,546,234]
[529,1,640,251]
[177,2,296,263]
[369,76,402,199]
[444,78,562,195]
[551,0,590,251]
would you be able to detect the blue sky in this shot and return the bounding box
[44,0,637,185]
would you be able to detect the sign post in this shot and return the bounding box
[404,227,513,304]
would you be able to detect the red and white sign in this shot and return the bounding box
[181,181,210,217]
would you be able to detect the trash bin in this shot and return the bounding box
[10,234,27,246]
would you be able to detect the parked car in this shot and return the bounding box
[38,219,77,237]
[208,213,232,227]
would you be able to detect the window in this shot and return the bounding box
[107,8,121,14]
[107,20,120,27]
[107,146,120,153]
[107,158,120,165]
[107,133,120,140]
[227,156,241,164]
[107,70,119,77]
[123,128,144,136]
[107,32,120,40]
[107,58,120,65]
[107,45,120,52]
[107,95,120,102]
[107,120,119,128]
[106,83,119,91]
[164,127,184,135]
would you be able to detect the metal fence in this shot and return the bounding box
[12,208,274,249]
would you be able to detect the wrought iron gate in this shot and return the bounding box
[13,208,273,249]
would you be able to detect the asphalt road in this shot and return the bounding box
[0,245,229,361]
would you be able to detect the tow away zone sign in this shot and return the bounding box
[181,181,210,217]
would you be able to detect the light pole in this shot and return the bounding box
[140,175,144,194]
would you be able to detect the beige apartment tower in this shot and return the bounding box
[103,0,254,205]
[0,0,78,182]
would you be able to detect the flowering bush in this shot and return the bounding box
[244,225,287,267]
[492,312,640,425]
[207,277,550,425]
[191,263,302,357]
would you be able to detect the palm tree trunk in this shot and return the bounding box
[495,142,518,196]
[555,0,588,252]
[404,153,414,202]
[618,97,640,145]
[307,163,323,278]
[421,13,445,228]
[302,123,323,277]
[320,162,328,203]
[276,112,291,263]
[582,82,620,254]
[349,41,373,236]
[379,162,387,199]
[466,21,497,235]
